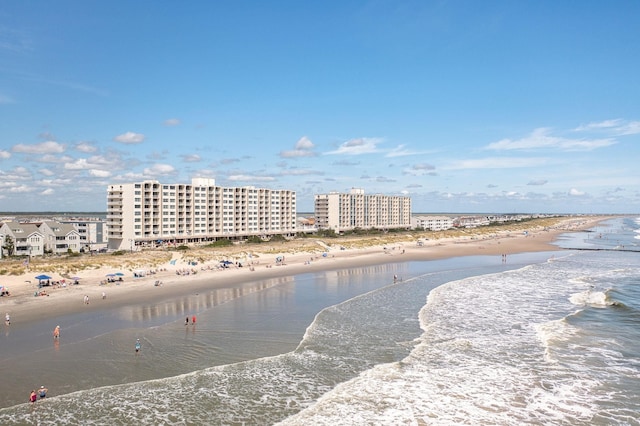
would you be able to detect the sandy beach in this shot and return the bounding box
[1,216,606,326]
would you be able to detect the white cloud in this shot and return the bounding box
[12,141,65,154]
[569,188,585,196]
[616,121,640,135]
[279,136,317,158]
[404,163,436,176]
[143,163,176,176]
[89,169,111,178]
[575,119,640,136]
[0,150,11,159]
[445,157,549,170]
[325,137,382,155]
[386,144,431,158]
[164,118,181,126]
[228,174,275,182]
[39,169,55,176]
[280,168,324,176]
[527,179,548,186]
[41,188,54,195]
[574,119,624,131]
[76,142,98,153]
[113,131,145,144]
[9,185,32,193]
[182,154,201,163]
[485,128,616,151]
[64,159,92,170]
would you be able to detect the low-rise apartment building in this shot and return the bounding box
[412,215,454,231]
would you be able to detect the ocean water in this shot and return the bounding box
[1,218,638,425]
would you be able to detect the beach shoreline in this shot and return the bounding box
[0,216,609,326]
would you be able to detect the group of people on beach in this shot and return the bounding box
[29,385,48,403]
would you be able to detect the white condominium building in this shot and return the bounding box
[107,178,296,251]
[314,188,411,232]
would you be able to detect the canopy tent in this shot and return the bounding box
[35,274,52,280]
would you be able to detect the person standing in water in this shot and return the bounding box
[5,312,10,325]
[29,390,37,404]
[191,315,196,325]
[38,386,48,399]
[53,325,60,339]
[185,316,189,325]
[135,339,141,354]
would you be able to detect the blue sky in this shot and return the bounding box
[1,1,638,214]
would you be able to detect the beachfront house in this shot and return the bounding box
[38,221,82,254]
[0,221,45,257]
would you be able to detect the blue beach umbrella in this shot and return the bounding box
[35,274,51,280]
[114,272,125,276]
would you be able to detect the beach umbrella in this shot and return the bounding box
[105,273,116,277]
[114,272,125,276]
[35,274,52,280]
[71,276,81,281]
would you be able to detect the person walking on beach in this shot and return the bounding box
[191,315,196,325]
[5,312,10,325]
[135,338,141,354]
[83,295,90,304]
[185,316,189,325]
[29,390,37,404]
[38,386,48,399]
[53,325,60,339]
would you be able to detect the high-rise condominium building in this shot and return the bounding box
[314,188,411,232]
[107,178,296,251]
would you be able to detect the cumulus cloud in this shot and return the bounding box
[0,150,11,159]
[75,142,98,153]
[279,136,317,158]
[12,141,65,154]
[64,159,92,170]
[163,118,181,126]
[144,163,176,176]
[89,169,111,178]
[325,137,382,155]
[569,188,585,196]
[113,131,145,144]
[485,128,616,151]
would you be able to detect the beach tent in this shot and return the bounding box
[35,274,51,280]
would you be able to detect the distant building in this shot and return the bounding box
[60,217,107,250]
[314,188,411,232]
[0,221,45,257]
[38,221,82,254]
[412,215,454,231]
[106,178,297,251]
